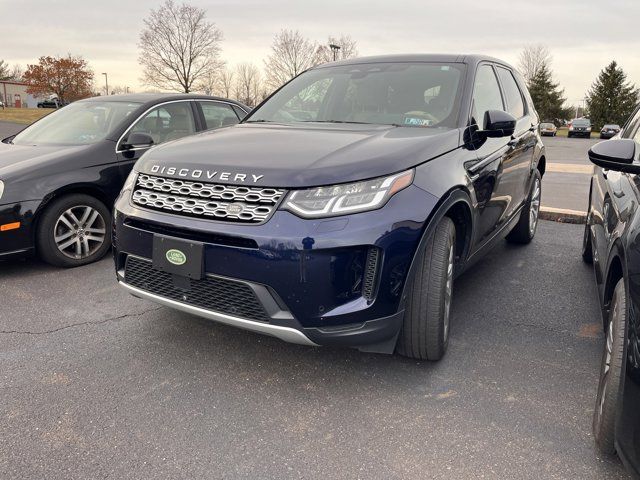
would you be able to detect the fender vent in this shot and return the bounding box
[363,247,380,300]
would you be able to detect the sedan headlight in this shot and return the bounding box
[283,170,414,218]
[0,180,4,200]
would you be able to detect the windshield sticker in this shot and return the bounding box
[404,117,432,127]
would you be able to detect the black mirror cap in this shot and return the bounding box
[123,132,154,149]
[482,110,517,138]
[588,138,640,174]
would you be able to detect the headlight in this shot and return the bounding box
[0,180,4,200]
[283,170,414,218]
[122,169,137,191]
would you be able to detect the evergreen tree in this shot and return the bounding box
[527,64,570,125]
[586,61,639,130]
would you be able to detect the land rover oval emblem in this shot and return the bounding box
[166,249,187,265]
[226,203,244,215]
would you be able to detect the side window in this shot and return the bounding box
[496,67,525,119]
[232,105,249,120]
[127,102,195,145]
[471,65,504,128]
[198,102,239,130]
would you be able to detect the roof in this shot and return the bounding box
[314,53,516,71]
[79,93,246,107]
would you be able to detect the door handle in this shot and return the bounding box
[528,125,536,132]
[507,137,518,147]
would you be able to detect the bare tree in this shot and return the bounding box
[315,35,359,64]
[138,0,224,93]
[264,29,317,90]
[218,67,235,98]
[518,44,552,85]
[235,63,262,106]
[195,71,219,96]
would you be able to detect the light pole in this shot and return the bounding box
[102,72,108,96]
[329,44,341,61]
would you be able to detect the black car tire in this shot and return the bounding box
[506,170,542,244]
[396,217,456,361]
[582,221,593,263]
[568,132,572,138]
[593,278,627,455]
[36,194,112,268]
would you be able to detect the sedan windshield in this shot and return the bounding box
[247,62,466,128]
[12,101,142,146]
[572,119,591,127]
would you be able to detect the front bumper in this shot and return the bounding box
[0,200,40,259]
[113,184,438,350]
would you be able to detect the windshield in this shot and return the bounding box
[12,101,142,146]
[541,123,554,128]
[603,124,619,129]
[247,62,466,128]
[572,119,591,126]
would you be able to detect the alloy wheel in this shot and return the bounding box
[529,178,541,236]
[443,244,454,340]
[54,205,107,259]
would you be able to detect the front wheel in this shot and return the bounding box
[506,170,542,244]
[593,279,627,455]
[396,217,456,361]
[36,194,112,268]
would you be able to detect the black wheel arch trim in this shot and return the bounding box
[399,187,474,308]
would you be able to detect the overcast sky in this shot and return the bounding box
[4,0,640,104]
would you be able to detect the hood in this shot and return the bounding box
[0,142,87,180]
[136,123,460,188]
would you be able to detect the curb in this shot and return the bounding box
[540,206,587,224]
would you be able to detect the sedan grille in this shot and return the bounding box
[124,256,270,322]
[132,174,285,224]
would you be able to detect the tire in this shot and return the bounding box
[506,170,542,244]
[36,194,112,268]
[582,221,593,263]
[593,278,627,455]
[568,133,572,138]
[396,217,456,361]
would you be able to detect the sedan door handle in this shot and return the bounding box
[508,137,518,147]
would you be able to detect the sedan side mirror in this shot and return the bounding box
[478,110,516,138]
[122,132,154,150]
[588,139,640,174]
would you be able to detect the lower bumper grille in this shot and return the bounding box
[124,256,270,322]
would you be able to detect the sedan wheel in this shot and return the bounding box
[36,194,112,268]
[54,206,107,259]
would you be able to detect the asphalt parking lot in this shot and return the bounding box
[0,220,631,480]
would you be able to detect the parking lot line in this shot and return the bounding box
[547,163,593,175]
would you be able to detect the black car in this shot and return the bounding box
[600,123,621,139]
[113,54,546,361]
[568,118,592,138]
[583,104,640,478]
[0,94,249,267]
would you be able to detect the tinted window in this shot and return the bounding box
[471,65,504,128]
[232,105,248,120]
[127,102,195,145]
[496,67,525,118]
[247,62,466,128]
[198,101,239,130]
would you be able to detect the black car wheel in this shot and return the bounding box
[506,170,542,244]
[582,221,593,263]
[36,194,112,268]
[396,216,456,361]
[593,278,627,455]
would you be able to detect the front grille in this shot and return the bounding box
[124,256,270,322]
[363,247,380,300]
[132,174,285,224]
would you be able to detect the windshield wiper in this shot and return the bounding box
[243,119,273,123]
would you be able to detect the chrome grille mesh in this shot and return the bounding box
[132,174,285,223]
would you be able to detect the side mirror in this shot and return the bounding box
[478,110,516,138]
[122,132,154,150]
[588,139,639,174]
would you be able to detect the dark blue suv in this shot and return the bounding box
[113,54,545,360]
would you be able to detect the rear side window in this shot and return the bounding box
[471,65,504,128]
[198,101,239,130]
[496,67,525,119]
